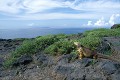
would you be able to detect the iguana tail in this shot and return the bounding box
[96,53,120,63]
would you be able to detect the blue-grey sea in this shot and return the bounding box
[0,28,94,39]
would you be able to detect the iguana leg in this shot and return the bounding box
[79,52,84,59]
[93,54,97,59]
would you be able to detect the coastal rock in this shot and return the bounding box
[54,58,94,80]
[54,62,86,80]
[111,24,120,29]
[102,37,120,61]
[35,53,54,67]
[0,37,120,80]
[58,54,78,64]
[0,39,7,41]
[6,39,12,42]
[4,43,13,48]
[54,65,74,75]
[96,60,119,75]
[12,55,33,67]
[0,39,23,55]
[0,58,4,68]
[0,69,18,78]
[97,39,111,53]
[111,69,120,80]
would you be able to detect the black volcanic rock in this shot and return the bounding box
[96,60,119,75]
[111,69,120,80]
[0,58,4,68]
[97,38,111,53]
[111,24,120,29]
[35,53,54,67]
[58,54,78,64]
[12,55,33,67]
[0,37,120,80]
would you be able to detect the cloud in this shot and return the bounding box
[16,13,102,20]
[94,17,108,26]
[0,0,120,20]
[0,0,64,14]
[0,0,21,14]
[85,14,120,27]
[23,0,64,13]
[72,0,120,11]
[28,23,35,26]
[109,14,120,25]
[87,21,93,26]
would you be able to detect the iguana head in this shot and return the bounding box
[74,42,83,48]
[74,42,79,46]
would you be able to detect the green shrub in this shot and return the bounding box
[44,41,76,55]
[11,34,62,58]
[79,28,120,50]
[12,40,36,57]
[83,28,107,36]
[4,28,120,68]
[35,35,57,51]
[4,34,68,68]
[67,33,83,40]
[76,36,101,50]
[54,34,67,40]
[68,52,78,62]
[35,34,68,51]
[83,28,120,37]
[3,40,36,68]
[3,57,17,68]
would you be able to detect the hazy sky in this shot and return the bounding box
[0,0,120,29]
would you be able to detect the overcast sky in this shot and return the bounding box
[0,0,120,29]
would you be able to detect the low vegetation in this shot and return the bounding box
[4,27,120,68]
[83,28,120,37]
[44,40,76,55]
[77,36,101,50]
[76,28,120,49]
[4,34,68,68]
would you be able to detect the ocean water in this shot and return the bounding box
[0,28,94,39]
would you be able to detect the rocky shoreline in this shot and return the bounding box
[0,36,120,80]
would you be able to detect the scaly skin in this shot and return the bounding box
[74,42,119,63]
[74,42,97,59]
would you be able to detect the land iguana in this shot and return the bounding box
[74,42,119,62]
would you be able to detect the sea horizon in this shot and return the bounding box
[0,27,99,39]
